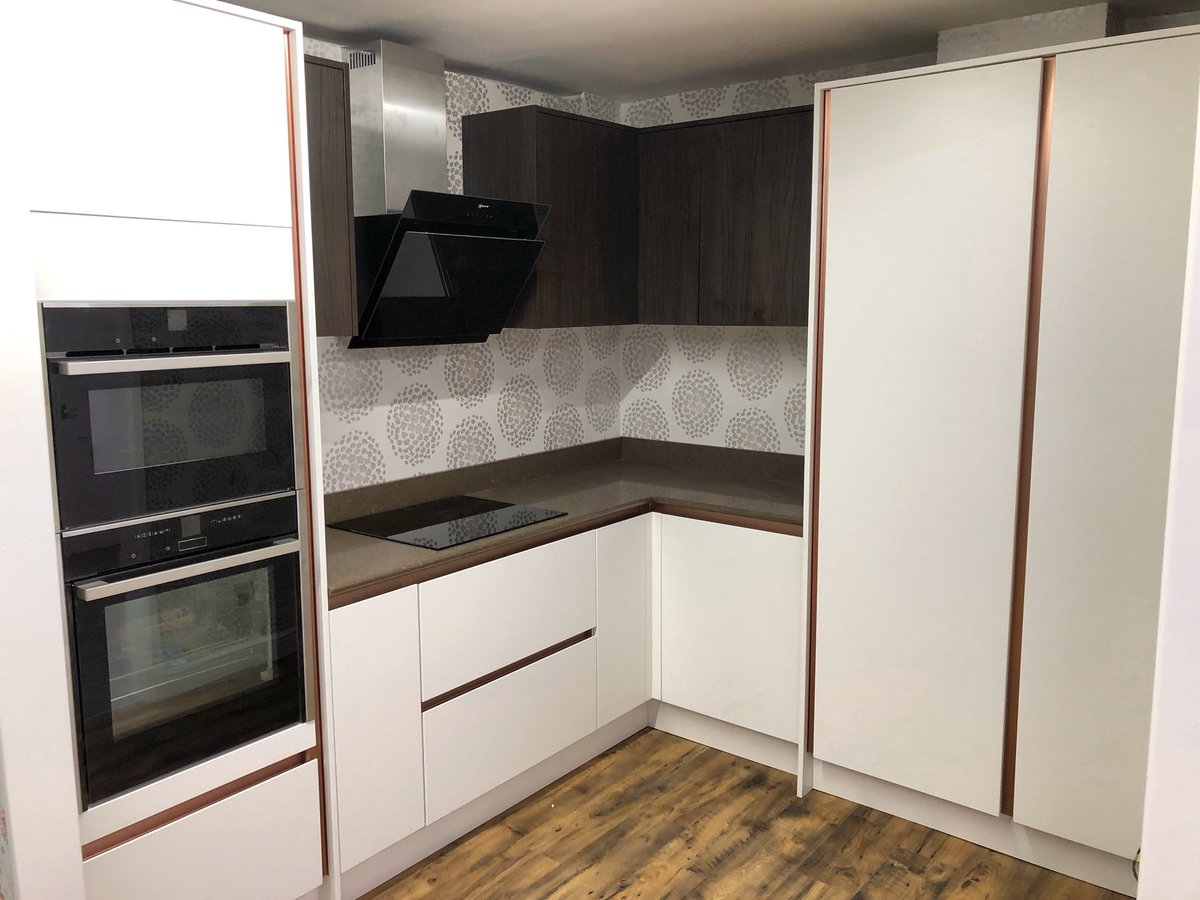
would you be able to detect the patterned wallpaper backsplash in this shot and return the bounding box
[305,36,823,492]
[317,326,806,491]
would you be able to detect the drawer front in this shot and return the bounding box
[419,531,597,701]
[83,761,322,900]
[423,637,598,822]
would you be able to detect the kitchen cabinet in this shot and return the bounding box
[32,0,293,227]
[640,108,812,326]
[596,516,652,727]
[423,637,598,823]
[83,761,321,900]
[659,516,804,742]
[1013,36,1200,858]
[417,531,597,701]
[304,55,358,336]
[463,107,639,328]
[813,60,1042,815]
[638,128,703,325]
[329,586,425,872]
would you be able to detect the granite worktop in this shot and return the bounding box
[324,439,804,607]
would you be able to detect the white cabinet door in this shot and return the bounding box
[1014,37,1200,857]
[83,761,321,900]
[813,60,1042,814]
[660,516,804,743]
[596,515,651,727]
[30,0,293,227]
[329,588,425,872]
[418,533,597,701]
[423,638,598,823]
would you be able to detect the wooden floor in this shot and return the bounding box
[368,729,1127,900]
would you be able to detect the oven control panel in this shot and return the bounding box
[60,494,299,581]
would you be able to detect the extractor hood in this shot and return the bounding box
[345,40,548,348]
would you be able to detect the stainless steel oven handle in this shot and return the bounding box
[75,538,301,602]
[52,350,292,376]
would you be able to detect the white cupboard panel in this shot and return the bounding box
[596,515,652,726]
[330,588,425,872]
[419,533,597,700]
[1015,37,1200,856]
[423,638,598,823]
[30,0,293,226]
[31,213,295,302]
[814,60,1042,814]
[660,516,804,743]
[83,761,321,900]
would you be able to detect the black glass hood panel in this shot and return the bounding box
[350,191,549,348]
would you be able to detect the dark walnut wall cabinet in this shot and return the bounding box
[463,107,639,328]
[641,108,813,326]
[303,55,357,336]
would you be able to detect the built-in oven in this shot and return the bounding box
[42,303,313,809]
[42,303,299,531]
[61,494,307,807]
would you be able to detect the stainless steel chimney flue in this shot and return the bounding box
[348,40,448,216]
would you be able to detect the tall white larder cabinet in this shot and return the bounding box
[813,60,1043,815]
[1014,37,1200,858]
[813,32,1200,856]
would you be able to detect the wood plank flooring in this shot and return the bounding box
[366,729,1128,900]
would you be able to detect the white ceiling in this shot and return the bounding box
[240,0,1192,99]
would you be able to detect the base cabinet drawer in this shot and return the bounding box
[83,760,322,900]
[423,638,598,822]
[419,532,597,701]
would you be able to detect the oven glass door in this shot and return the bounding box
[48,354,296,530]
[71,539,304,806]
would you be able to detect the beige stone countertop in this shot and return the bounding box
[324,441,804,608]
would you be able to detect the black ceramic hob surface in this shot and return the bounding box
[330,495,566,550]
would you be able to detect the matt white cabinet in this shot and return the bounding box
[423,638,598,823]
[418,532,597,701]
[329,587,425,872]
[813,60,1042,814]
[1014,37,1200,857]
[596,516,652,727]
[83,761,321,900]
[31,0,294,227]
[659,516,804,743]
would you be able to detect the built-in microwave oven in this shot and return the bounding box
[42,303,300,531]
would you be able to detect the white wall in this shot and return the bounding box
[0,36,87,897]
[1138,87,1200,899]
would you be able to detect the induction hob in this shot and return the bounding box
[330,495,567,550]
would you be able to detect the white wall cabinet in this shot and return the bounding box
[418,532,597,701]
[813,60,1042,815]
[329,587,425,872]
[83,761,321,900]
[423,638,598,823]
[1014,36,1200,857]
[660,516,804,743]
[596,516,652,727]
[31,0,294,227]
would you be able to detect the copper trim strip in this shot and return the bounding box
[282,31,329,875]
[805,88,832,755]
[1000,55,1056,818]
[328,501,804,610]
[421,629,595,712]
[81,751,311,860]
